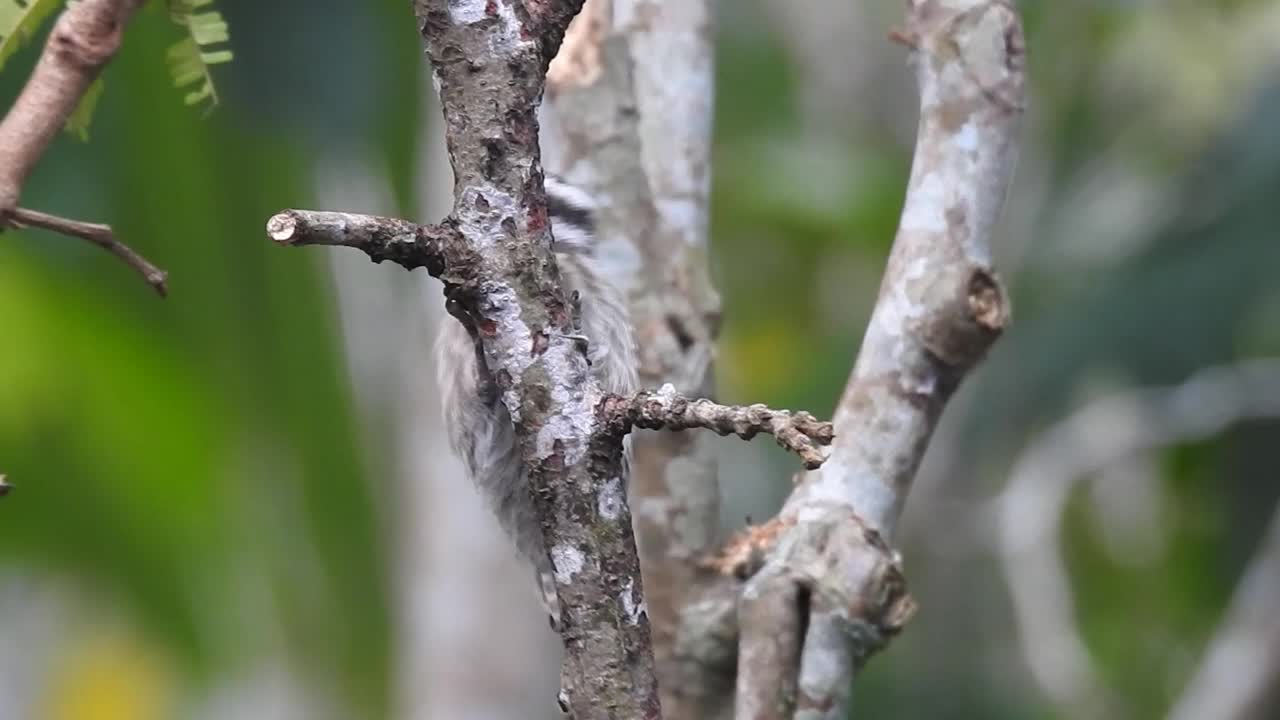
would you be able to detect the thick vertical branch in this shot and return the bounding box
[734,1,1026,716]
[409,2,659,717]
[542,2,724,716]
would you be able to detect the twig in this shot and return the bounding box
[603,384,832,469]
[266,209,450,274]
[734,1,1026,716]
[7,207,168,296]
[997,360,1280,716]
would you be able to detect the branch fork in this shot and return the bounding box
[267,0,1025,716]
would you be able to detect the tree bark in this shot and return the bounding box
[541,2,725,715]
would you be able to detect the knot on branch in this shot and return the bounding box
[601,384,834,469]
[917,266,1009,372]
[717,509,916,652]
[732,507,915,717]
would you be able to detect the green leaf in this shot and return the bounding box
[0,0,61,73]
[64,75,103,139]
[164,0,231,112]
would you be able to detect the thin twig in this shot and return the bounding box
[604,384,832,469]
[7,207,168,296]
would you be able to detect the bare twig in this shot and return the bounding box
[7,207,168,296]
[997,360,1280,717]
[603,384,832,469]
[733,1,1026,716]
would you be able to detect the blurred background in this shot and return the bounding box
[2,0,1279,718]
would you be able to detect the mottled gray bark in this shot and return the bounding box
[542,1,1026,717]
[734,1,1026,716]
[271,1,1024,716]
[276,1,660,715]
[540,2,725,715]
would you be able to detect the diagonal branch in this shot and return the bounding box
[0,0,155,293]
[732,1,1026,717]
[7,207,168,296]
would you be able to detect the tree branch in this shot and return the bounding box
[267,208,450,274]
[733,1,1025,715]
[997,360,1280,717]
[542,2,725,714]
[0,0,153,292]
[6,207,168,296]
[270,2,741,716]
[602,384,833,470]
[1167,502,1280,720]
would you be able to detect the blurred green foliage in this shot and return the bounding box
[1,0,1278,718]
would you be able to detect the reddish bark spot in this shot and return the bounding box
[527,202,548,234]
[532,330,549,357]
[479,318,498,336]
[549,299,569,328]
[485,0,497,16]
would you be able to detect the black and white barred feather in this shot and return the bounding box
[434,176,638,622]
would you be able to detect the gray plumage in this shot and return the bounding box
[434,176,638,622]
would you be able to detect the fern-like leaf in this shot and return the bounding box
[0,0,60,73]
[165,0,231,111]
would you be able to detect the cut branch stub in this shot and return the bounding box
[266,209,453,276]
